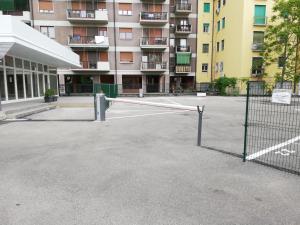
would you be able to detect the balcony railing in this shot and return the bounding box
[81,61,97,69]
[68,35,109,48]
[76,61,110,71]
[67,9,95,18]
[175,24,192,34]
[140,12,168,23]
[66,9,108,23]
[0,10,31,21]
[176,45,191,52]
[141,62,168,71]
[140,37,168,48]
[253,16,267,25]
[175,3,192,13]
[176,65,191,73]
[252,43,264,51]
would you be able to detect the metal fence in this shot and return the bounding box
[243,83,300,174]
[93,83,118,98]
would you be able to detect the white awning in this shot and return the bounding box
[0,16,81,69]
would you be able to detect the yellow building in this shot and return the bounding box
[196,0,281,93]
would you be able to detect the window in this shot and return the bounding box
[252,57,264,75]
[40,26,55,39]
[220,62,223,72]
[119,3,132,16]
[254,5,266,25]
[217,21,221,31]
[222,17,225,29]
[202,63,208,72]
[215,63,219,72]
[203,23,209,33]
[204,3,210,13]
[120,52,133,63]
[221,40,225,51]
[253,31,264,51]
[202,44,209,53]
[119,28,133,40]
[223,0,226,6]
[217,0,221,9]
[39,0,53,13]
[217,42,220,52]
[278,56,285,68]
[99,27,107,37]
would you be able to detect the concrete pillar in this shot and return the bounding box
[142,75,147,93]
[117,74,123,94]
[58,74,65,95]
[159,75,164,93]
[164,73,170,93]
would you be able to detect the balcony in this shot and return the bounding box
[252,43,264,51]
[175,3,192,14]
[140,12,168,25]
[0,10,31,22]
[253,16,267,26]
[141,62,168,72]
[67,9,108,23]
[68,36,109,49]
[175,65,191,74]
[175,24,192,35]
[73,61,110,72]
[140,37,168,50]
[176,45,191,53]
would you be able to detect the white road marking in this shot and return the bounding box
[275,149,295,156]
[4,119,29,121]
[163,98,182,105]
[246,135,300,160]
[106,110,191,120]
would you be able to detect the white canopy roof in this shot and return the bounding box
[0,16,81,69]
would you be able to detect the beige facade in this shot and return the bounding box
[197,0,280,93]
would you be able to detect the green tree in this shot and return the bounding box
[262,0,300,90]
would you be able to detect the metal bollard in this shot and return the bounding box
[95,93,106,121]
[197,105,205,146]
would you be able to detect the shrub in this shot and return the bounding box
[214,77,237,96]
[44,89,55,97]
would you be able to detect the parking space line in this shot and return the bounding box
[246,135,300,160]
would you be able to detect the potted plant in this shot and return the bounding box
[44,89,57,103]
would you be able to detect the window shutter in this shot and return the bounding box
[119,3,132,11]
[120,52,133,62]
[39,0,53,11]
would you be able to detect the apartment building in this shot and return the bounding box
[1,0,198,95]
[197,0,281,92]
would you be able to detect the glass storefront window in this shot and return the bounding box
[44,75,49,90]
[24,60,30,70]
[44,65,48,72]
[38,64,43,72]
[15,58,23,69]
[32,72,38,97]
[24,72,32,98]
[16,71,24,99]
[5,56,14,67]
[50,75,58,95]
[38,73,44,96]
[6,69,15,100]
[0,68,5,101]
[31,62,37,71]
[0,58,3,66]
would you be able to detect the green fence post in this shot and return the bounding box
[243,82,250,162]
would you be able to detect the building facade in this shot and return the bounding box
[0,15,80,104]
[197,0,282,93]
[2,0,198,95]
